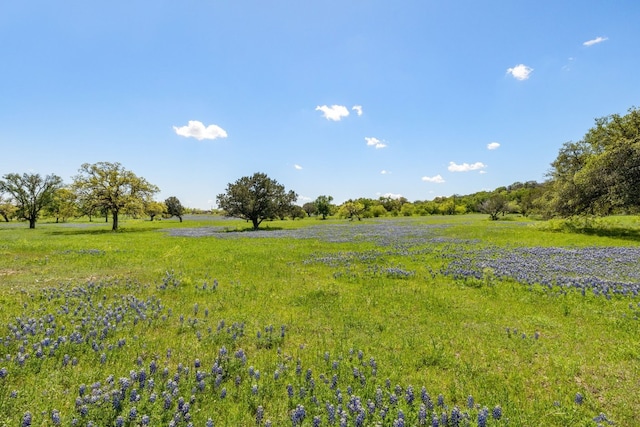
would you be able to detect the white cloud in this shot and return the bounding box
[380,170,390,175]
[173,120,228,141]
[294,164,303,170]
[298,195,313,202]
[487,142,500,150]
[448,161,487,172]
[316,105,350,121]
[352,105,363,116]
[583,36,608,47]
[506,64,533,80]
[365,137,387,149]
[422,175,445,183]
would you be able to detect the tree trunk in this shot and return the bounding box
[252,218,260,230]
[112,212,119,231]
[178,216,182,223]
[29,218,36,229]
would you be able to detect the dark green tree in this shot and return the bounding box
[73,162,159,231]
[165,196,185,222]
[314,195,334,219]
[0,172,63,228]
[302,202,317,217]
[216,172,298,230]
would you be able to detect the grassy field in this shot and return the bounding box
[0,214,638,426]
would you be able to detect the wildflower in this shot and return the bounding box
[51,410,61,425]
[256,405,264,425]
[477,407,488,427]
[492,405,502,420]
[574,392,584,405]
[22,412,32,427]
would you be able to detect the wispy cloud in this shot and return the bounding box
[316,105,350,121]
[382,192,403,199]
[487,142,500,150]
[583,36,608,47]
[352,105,363,116]
[173,120,228,140]
[506,64,533,80]
[294,164,303,170]
[448,161,487,172]
[365,137,387,149]
[422,175,445,183]
[380,170,390,175]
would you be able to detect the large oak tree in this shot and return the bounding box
[0,173,63,228]
[73,162,159,230]
[216,172,297,230]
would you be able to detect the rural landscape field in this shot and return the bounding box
[1,214,638,426]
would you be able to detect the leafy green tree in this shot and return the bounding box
[290,205,307,220]
[145,201,167,221]
[0,172,63,228]
[302,202,316,217]
[216,172,298,230]
[73,162,159,231]
[314,195,334,219]
[479,193,508,220]
[165,196,185,222]
[46,187,78,223]
[0,195,18,222]
[338,200,365,221]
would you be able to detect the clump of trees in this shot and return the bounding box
[0,173,63,228]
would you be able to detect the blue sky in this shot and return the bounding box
[2,1,639,209]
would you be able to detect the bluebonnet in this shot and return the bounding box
[574,393,584,405]
[21,412,32,427]
[492,405,502,420]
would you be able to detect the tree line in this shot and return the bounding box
[2,106,638,228]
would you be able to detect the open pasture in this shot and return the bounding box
[0,215,638,426]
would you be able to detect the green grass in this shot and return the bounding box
[0,214,638,426]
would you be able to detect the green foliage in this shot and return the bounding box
[73,162,159,231]
[164,196,184,222]
[314,195,334,219]
[216,172,298,230]
[0,172,63,228]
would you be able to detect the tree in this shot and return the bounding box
[0,195,18,222]
[302,202,316,217]
[46,187,78,223]
[0,173,63,228]
[314,195,334,219]
[338,200,365,221]
[479,193,508,220]
[165,196,185,222]
[145,201,167,221]
[216,172,298,230]
[73,162,159,231]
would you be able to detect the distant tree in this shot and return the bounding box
[165,196,185,222]
[479,194,509,220]
[338,200,365,221]
[0,172,63,228]
[146,201,167,221]
[314,195,334,220]
[46,187,78,223]
[370,204,387,217]
[216,172,298,230]
[73,162,159,231]
[290,205,307,220]
[302,202,316,217]
[0,196,17,222]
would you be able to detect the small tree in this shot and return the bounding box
[216,172,298,230]
[165,196,185,222]
[46,188,78,223]
[0,196,17,222]
[0,173,63,228]
[314,195,334,220]
[146,201,167,221]
[479,194,508,220]
[338,201,365,221]
[73,162,159,231]
[302,202,317,217]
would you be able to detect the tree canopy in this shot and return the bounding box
[314,195,334,219]
[73,162,159,230]
[216,172,297,230]
[165,196,185,222]
[0,172,63,228]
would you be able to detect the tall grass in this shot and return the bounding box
[0,214,638,426]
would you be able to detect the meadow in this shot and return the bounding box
[0,214,638,426]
